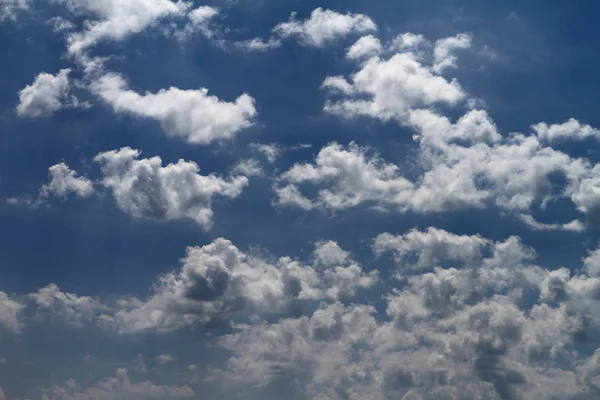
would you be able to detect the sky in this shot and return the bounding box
[3,0,600,399]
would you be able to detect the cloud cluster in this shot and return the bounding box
[99,238,377,333]
[94,147,248,228]
[275,32,600,230]
[30,284,106,327]
[211,228,600,399]
[41,368,193,400]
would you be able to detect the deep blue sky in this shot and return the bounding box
[2,1,600,399]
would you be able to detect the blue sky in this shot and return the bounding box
[3,1,600,399]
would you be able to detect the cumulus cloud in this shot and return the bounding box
[91,73,257,145]
[346,34,382,61]
[432,33,473,73]
[17,69,74,118]
[322,52,465,123]
[99,238,376,333]
[0,292,24,333]
[53,0,190,54]
[307,32,600,229]
[30,284,106,327]
[41,368,194,400]
[211,228,600,399]
[532,118,600,142]
[9,163,93,208]
[38,163,94,201]
[275,142,414,211]
[94,147,248,229]
[273,7,376,48]
[275,118,592,227]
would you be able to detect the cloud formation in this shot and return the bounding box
[211,228,600,399]
[17,69,73,118]
[273,7,376,48]
[91,73,257,145]
[98,238,376,333]
[94,147,248,228]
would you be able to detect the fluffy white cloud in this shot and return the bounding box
[30,284,106,327]
[94,147,248,229]
[273,7,376,48]
[275,142,415,211]
[432,33,472,73]
[91,73,257,145]
[100,238,376,333]
[54,0,190,54]
[0,0,29,21]
[388,32,428,53]
[532,118,600,142]
[346,34,382,60]
[38,163,94,201]
[313,32,600,228]
[373,227,489,271]
[277,116,592,228]
[0,292,24,333]
[17,69,72,118]
[323,53,465,123]
[41,368,193,400]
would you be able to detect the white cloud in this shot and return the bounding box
[346,34,381,61]
[39,163,94,201]
[233,37,282,52]
[10,163,94,208]
[323,53,465,123]
[432,33,472,73]
[211,229,600,399]
[314,32,600,228]
[373,227,489,271]
[42,368,194,400]
[232,158,263,177]
[91,73,257,145]
[54,0,190,54]
[532,118,600,142]
[0,0,29,21]
[273,7,376,48]
[275,142,415,211]
[172,5,219,42]
[17,69,72,118]
[155,354,174,364]
[0,292,24,333]
[30,284,106,327]
[249,143,281,163]
[94,147,248,229]
[388,32,428,53]
[100,238,375,333]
